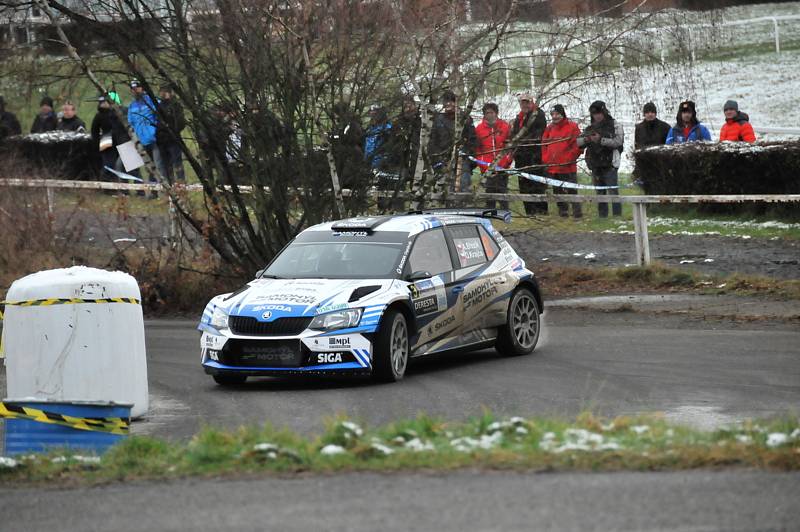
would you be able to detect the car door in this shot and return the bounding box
[403,227,458,351]
[446,223,510,334]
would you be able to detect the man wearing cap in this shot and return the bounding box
[30,96,58,133]
[127,80,161,195]
[542,104,582,218]
[510,92,547,215]
[719,100,756,143]
[634,102,670,150]
[577,100,624,217]
[155,84,186,184]
[0,96,22,143]
[666,101,711,144]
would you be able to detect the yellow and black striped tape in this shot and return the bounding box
[0,402,130,435]
[0,297,140,318]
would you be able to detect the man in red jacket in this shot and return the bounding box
[542,104,583,218]
[475,102,512,209]
[719,100,756,143]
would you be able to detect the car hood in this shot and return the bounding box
[215,278,395,321]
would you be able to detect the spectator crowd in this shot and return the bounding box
[0,86,759,216]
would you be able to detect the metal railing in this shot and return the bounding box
[2,178,798,268]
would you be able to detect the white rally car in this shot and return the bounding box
[198,209,543,385]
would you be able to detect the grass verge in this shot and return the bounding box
[536,263,800,301]
[1,412,798,486]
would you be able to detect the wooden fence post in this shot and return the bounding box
[632,202,651,266]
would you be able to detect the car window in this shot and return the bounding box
[449,225,487,268]
[408,228,452,276]
[477,225,500,261]
[265,241,404,279]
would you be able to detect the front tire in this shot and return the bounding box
[496,288,540,356]
[213,373,248,386]
[372,309,410,382]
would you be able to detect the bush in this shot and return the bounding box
[1,132,101,180]
[634,140,800,219]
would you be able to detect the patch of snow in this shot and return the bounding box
[630,425,650,435]
[404,438,435,452]
[0,457,18,468]
[51,455,101,464]
[338,421,364,438]
[450,432,503,452]
[680,259,695,264]
[320,444,346,456]
[735,434,753,445]
[703,258,715,263]
[370,440,395,456]
[716,283,727,289]
[766,433,789,448]
[541,257,549,261]
[584,253,597,260]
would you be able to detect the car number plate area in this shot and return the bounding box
[221,340,303,367]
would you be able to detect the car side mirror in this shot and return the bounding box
[406,270,432,282]
[255,269,265,279]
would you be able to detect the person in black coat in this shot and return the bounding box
[56,101,86,133]
[30,96,58,133]
[428,90,477,194]
[510,93,548,215]
[155,84,187,183]
[90,94,130,183]
[0,95,22,143]
[634,102,670,150]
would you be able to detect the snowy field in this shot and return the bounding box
[485,2,800,173]
[491,47,800,173]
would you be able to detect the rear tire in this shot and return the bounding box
[496,288,540,356]
[372,309,410,382]
[213,373,248,386]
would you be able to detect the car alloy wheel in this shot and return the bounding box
[511,292,539,350]
[390,314,409,378]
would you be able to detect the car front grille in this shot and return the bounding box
[229,316,312,336]
[219,339,304,367]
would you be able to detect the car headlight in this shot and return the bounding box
[309,308,363,331]
[210,307,229,330]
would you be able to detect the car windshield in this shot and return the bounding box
[264,233,407,279]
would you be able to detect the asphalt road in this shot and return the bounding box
[135,297,800,439]
[1,470,798,532]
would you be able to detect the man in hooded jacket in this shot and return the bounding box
[542,104,582,218]
[719,100,756,143]
[666,101,712,144]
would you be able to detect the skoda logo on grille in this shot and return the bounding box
[261,311,272,320]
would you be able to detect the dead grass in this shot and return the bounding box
[537,263,800,300]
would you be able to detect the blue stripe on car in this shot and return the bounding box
[204,360,364,371]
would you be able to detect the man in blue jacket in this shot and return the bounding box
[128,79,161,196]
[666,100,711,144]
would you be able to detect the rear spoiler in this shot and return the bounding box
[405,208,512,223]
